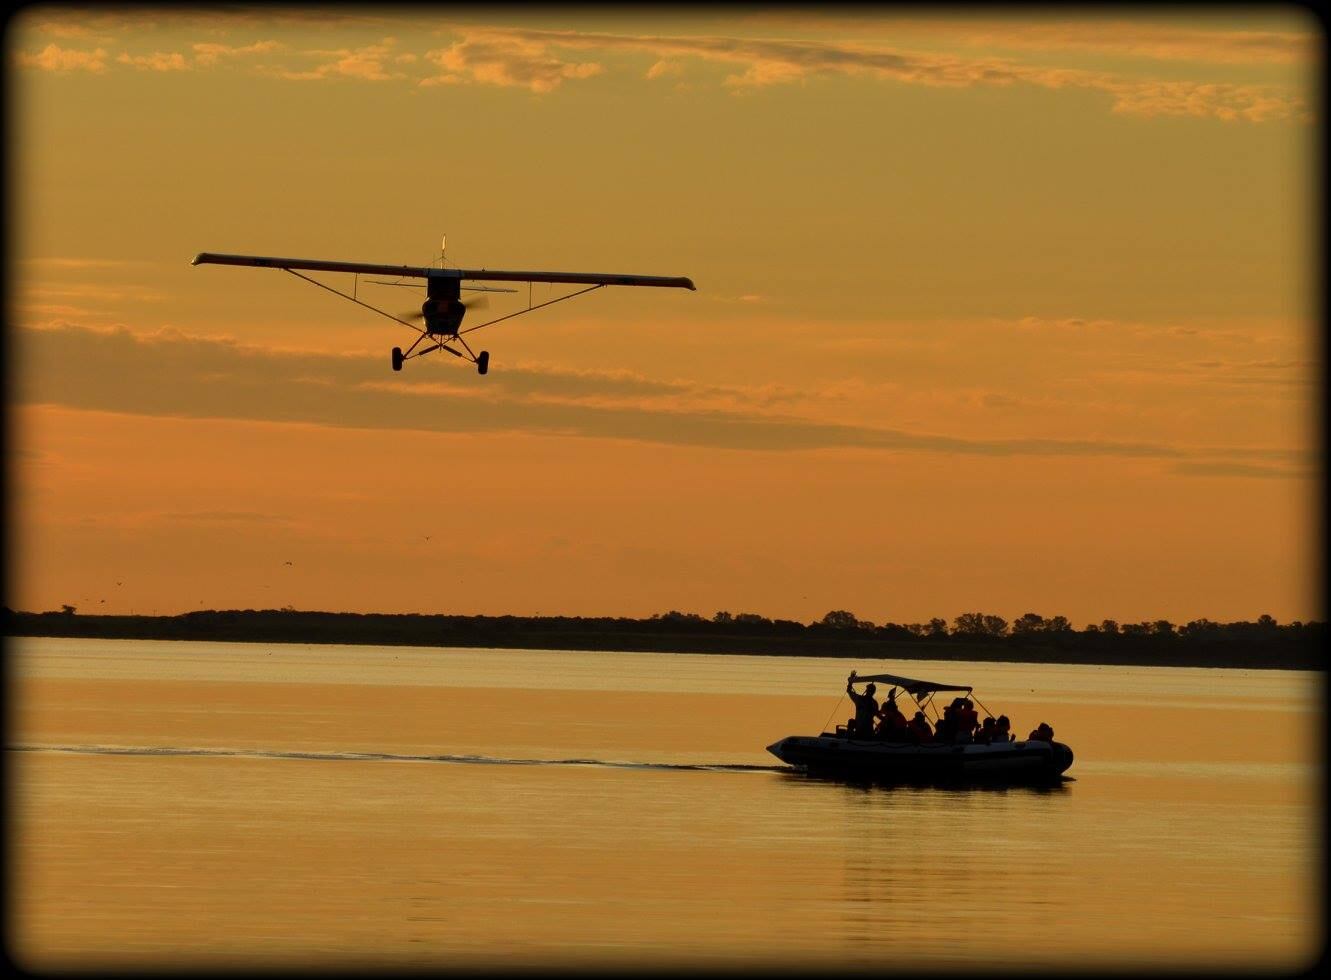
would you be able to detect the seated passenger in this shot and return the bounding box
[876,689,910,740]
[960,699,980,740]
[1027,722,1054,742]
[976,716,996,744]
[994,715,1012,743]
[907,711,934,743]
[934,709,954,743]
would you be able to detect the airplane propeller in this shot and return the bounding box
[399,293,488,322]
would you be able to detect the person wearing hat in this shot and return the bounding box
[845,675,879,737]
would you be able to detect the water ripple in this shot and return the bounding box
[7,742,784,774]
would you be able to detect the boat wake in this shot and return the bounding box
[8,743,783,774]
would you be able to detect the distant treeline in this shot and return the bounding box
[3,607,1322,670]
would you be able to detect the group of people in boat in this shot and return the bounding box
[845,676,1055,745]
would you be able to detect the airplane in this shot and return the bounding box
[191,246,695,375]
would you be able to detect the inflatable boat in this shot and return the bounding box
[766,669,1074,784]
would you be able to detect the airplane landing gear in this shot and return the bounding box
[477,351,490,375]
[391,346,404,372]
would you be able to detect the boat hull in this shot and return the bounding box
[767,734,1074,784]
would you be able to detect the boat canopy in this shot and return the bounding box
[848,671,972,697]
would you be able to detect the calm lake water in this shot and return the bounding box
[8,636,1323,971]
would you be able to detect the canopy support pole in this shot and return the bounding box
[821,692,847,735]
[971,693,997,720]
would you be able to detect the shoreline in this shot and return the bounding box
[4,610,1321,671]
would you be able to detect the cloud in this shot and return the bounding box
[756,15,1315,66]
[1172,461,1310,479]
[23,38,283,75]
[972,391,1024,410]
[1102,78,1302,122]
[15,323,1302,473]
[15,303,103,321]
[13,18,1307,122]
[23,20,116,43]
[422,31,603,92]
[1093,354,1313,392]
[18,8,391,38]
[116,51,188,72]
[272,38,409,81]
[646,59,684,79]
[19,282,169,305]
[459,27,1307,121]
[955,21,1313,66]
[16,43,109,72]
[191,40,285,68]
[14,276,170,327]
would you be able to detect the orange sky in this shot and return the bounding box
[6,7,1321,625]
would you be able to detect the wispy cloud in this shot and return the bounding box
[20,282,169,304]
[16,303,104,321]
[24,19,117,43]
[15,34,386,79]
[1172,461,1313,479]
[755,15,1315,66]
[422,32,603,92]
[12,18,1309,121]
[947,20,1314,65]
[470,27,1306,121]
[14,323,1306,475]
[191,40,285,68]
[116,50,188,72]
[268,38,411,82]
[16,43,109,72]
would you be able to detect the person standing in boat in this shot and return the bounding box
[845,676,879,737]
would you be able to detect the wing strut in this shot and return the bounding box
[285,269,423,334]
[459,284,605,337]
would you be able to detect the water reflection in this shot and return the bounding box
[779,768,1074,795]
[11,639,1319,971]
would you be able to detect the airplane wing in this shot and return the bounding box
[191,252,695,290]
[191,252,435,280]
[452,269,695,290]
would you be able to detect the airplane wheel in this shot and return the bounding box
[477,351,490,375]
[391,347,404,372]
